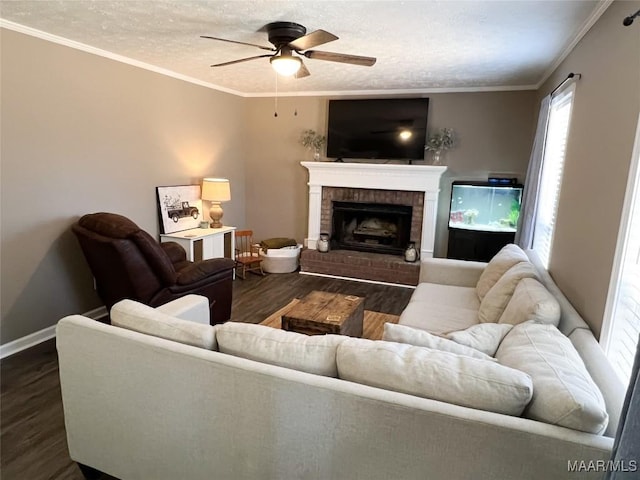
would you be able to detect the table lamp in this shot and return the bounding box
[202,178,231,228]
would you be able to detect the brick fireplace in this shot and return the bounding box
[323,188,424,255]
[300,162,447,285]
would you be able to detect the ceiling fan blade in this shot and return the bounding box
[200,35,275,52]
[296,61,311,78]
[304,50,376,67]
[211,54,273,67]
[288,30,338,51]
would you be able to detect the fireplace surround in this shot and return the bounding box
[301,162,447,259]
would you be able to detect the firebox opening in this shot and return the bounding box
[331,201,413,255]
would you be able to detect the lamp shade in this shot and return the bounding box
[202,178,231,202]
[270,55,302,76]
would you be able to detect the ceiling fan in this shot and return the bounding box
[201,21,376,78]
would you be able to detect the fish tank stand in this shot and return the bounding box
[448,230,516,262]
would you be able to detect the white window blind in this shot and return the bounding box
[602,114,640,385]
[532,85,576,268]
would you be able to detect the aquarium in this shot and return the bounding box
[449,182,523,233]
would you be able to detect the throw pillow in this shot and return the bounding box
[495,322,608,434]
[216,322,346,377]
[499,278,561,326]
[383,323,495,361]
[476,244,529,300]
[111,299,217,350]
[477,262,538,324]
[446,323,513,356]
[337,338,533,416]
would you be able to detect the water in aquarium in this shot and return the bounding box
[449,183,523,233]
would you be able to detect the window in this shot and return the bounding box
[532,85,576,268]
[602,114,640,385]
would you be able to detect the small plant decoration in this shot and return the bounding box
[425,128,455,152]
[425,128,455,165]
[508,200,521,227]
[300,129,326,160]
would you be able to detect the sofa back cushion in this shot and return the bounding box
[476,244,530,300]
[446,323,513,356]
[382,323,495,361]
[111,299,217,350]
[337,338,533,416]
[478,262,538,324]
[216,322,346,377]
[495,322,609,434]
[499,278,561,326]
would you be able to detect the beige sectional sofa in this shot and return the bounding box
[399,245,624,437]
[56,247,626,480]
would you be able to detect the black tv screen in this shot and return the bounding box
[326,98,429,161]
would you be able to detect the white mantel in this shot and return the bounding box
[301,162,447,258]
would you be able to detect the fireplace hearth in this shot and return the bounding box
[332,201,412,255]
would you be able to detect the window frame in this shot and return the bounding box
[601,112,640,384]
[531,83,577,268]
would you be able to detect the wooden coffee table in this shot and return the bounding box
[281,291,364,337]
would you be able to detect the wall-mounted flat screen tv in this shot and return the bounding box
[326,98,429,161]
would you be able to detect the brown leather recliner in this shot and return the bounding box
[72,212,235,325]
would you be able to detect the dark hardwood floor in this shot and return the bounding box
[1,272,411,480]
[231,271,413,323]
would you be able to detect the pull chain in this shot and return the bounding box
[274,73,278,117]
[294,71,298,116]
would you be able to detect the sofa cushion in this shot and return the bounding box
[499,278,561,326]
[410,283,481,310]
[399,283,480,334]
[478,262,538,324]
[216,322,346,377]
[382,323,495,361]
[476,244,530,300]
[446,323,513,356]
[337,338,533,416]
[399,302,479,336]
[111,299,217,350]
[495,322,609,434]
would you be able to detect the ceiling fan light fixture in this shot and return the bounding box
[270,55,302,76]
[203,21,376,78]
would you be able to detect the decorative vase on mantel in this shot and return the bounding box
[431,150,443,165]
[425,128,455,166]
[300,129,326,162]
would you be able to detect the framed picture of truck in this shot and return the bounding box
[156,185,203,234]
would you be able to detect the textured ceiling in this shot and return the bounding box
[0,0,605,96]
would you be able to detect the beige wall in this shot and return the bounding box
[1,29,247,344]
[535,0,640,338]
[244,92,537,256]
[244,96,325,243]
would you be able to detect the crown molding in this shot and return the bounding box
[243,84,538,98]
[535,0,613,90]
[0,18,245,97]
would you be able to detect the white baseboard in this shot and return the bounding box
[0,305,108,359]
[299,271,417,289]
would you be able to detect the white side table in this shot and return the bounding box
[160,226,236,262]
